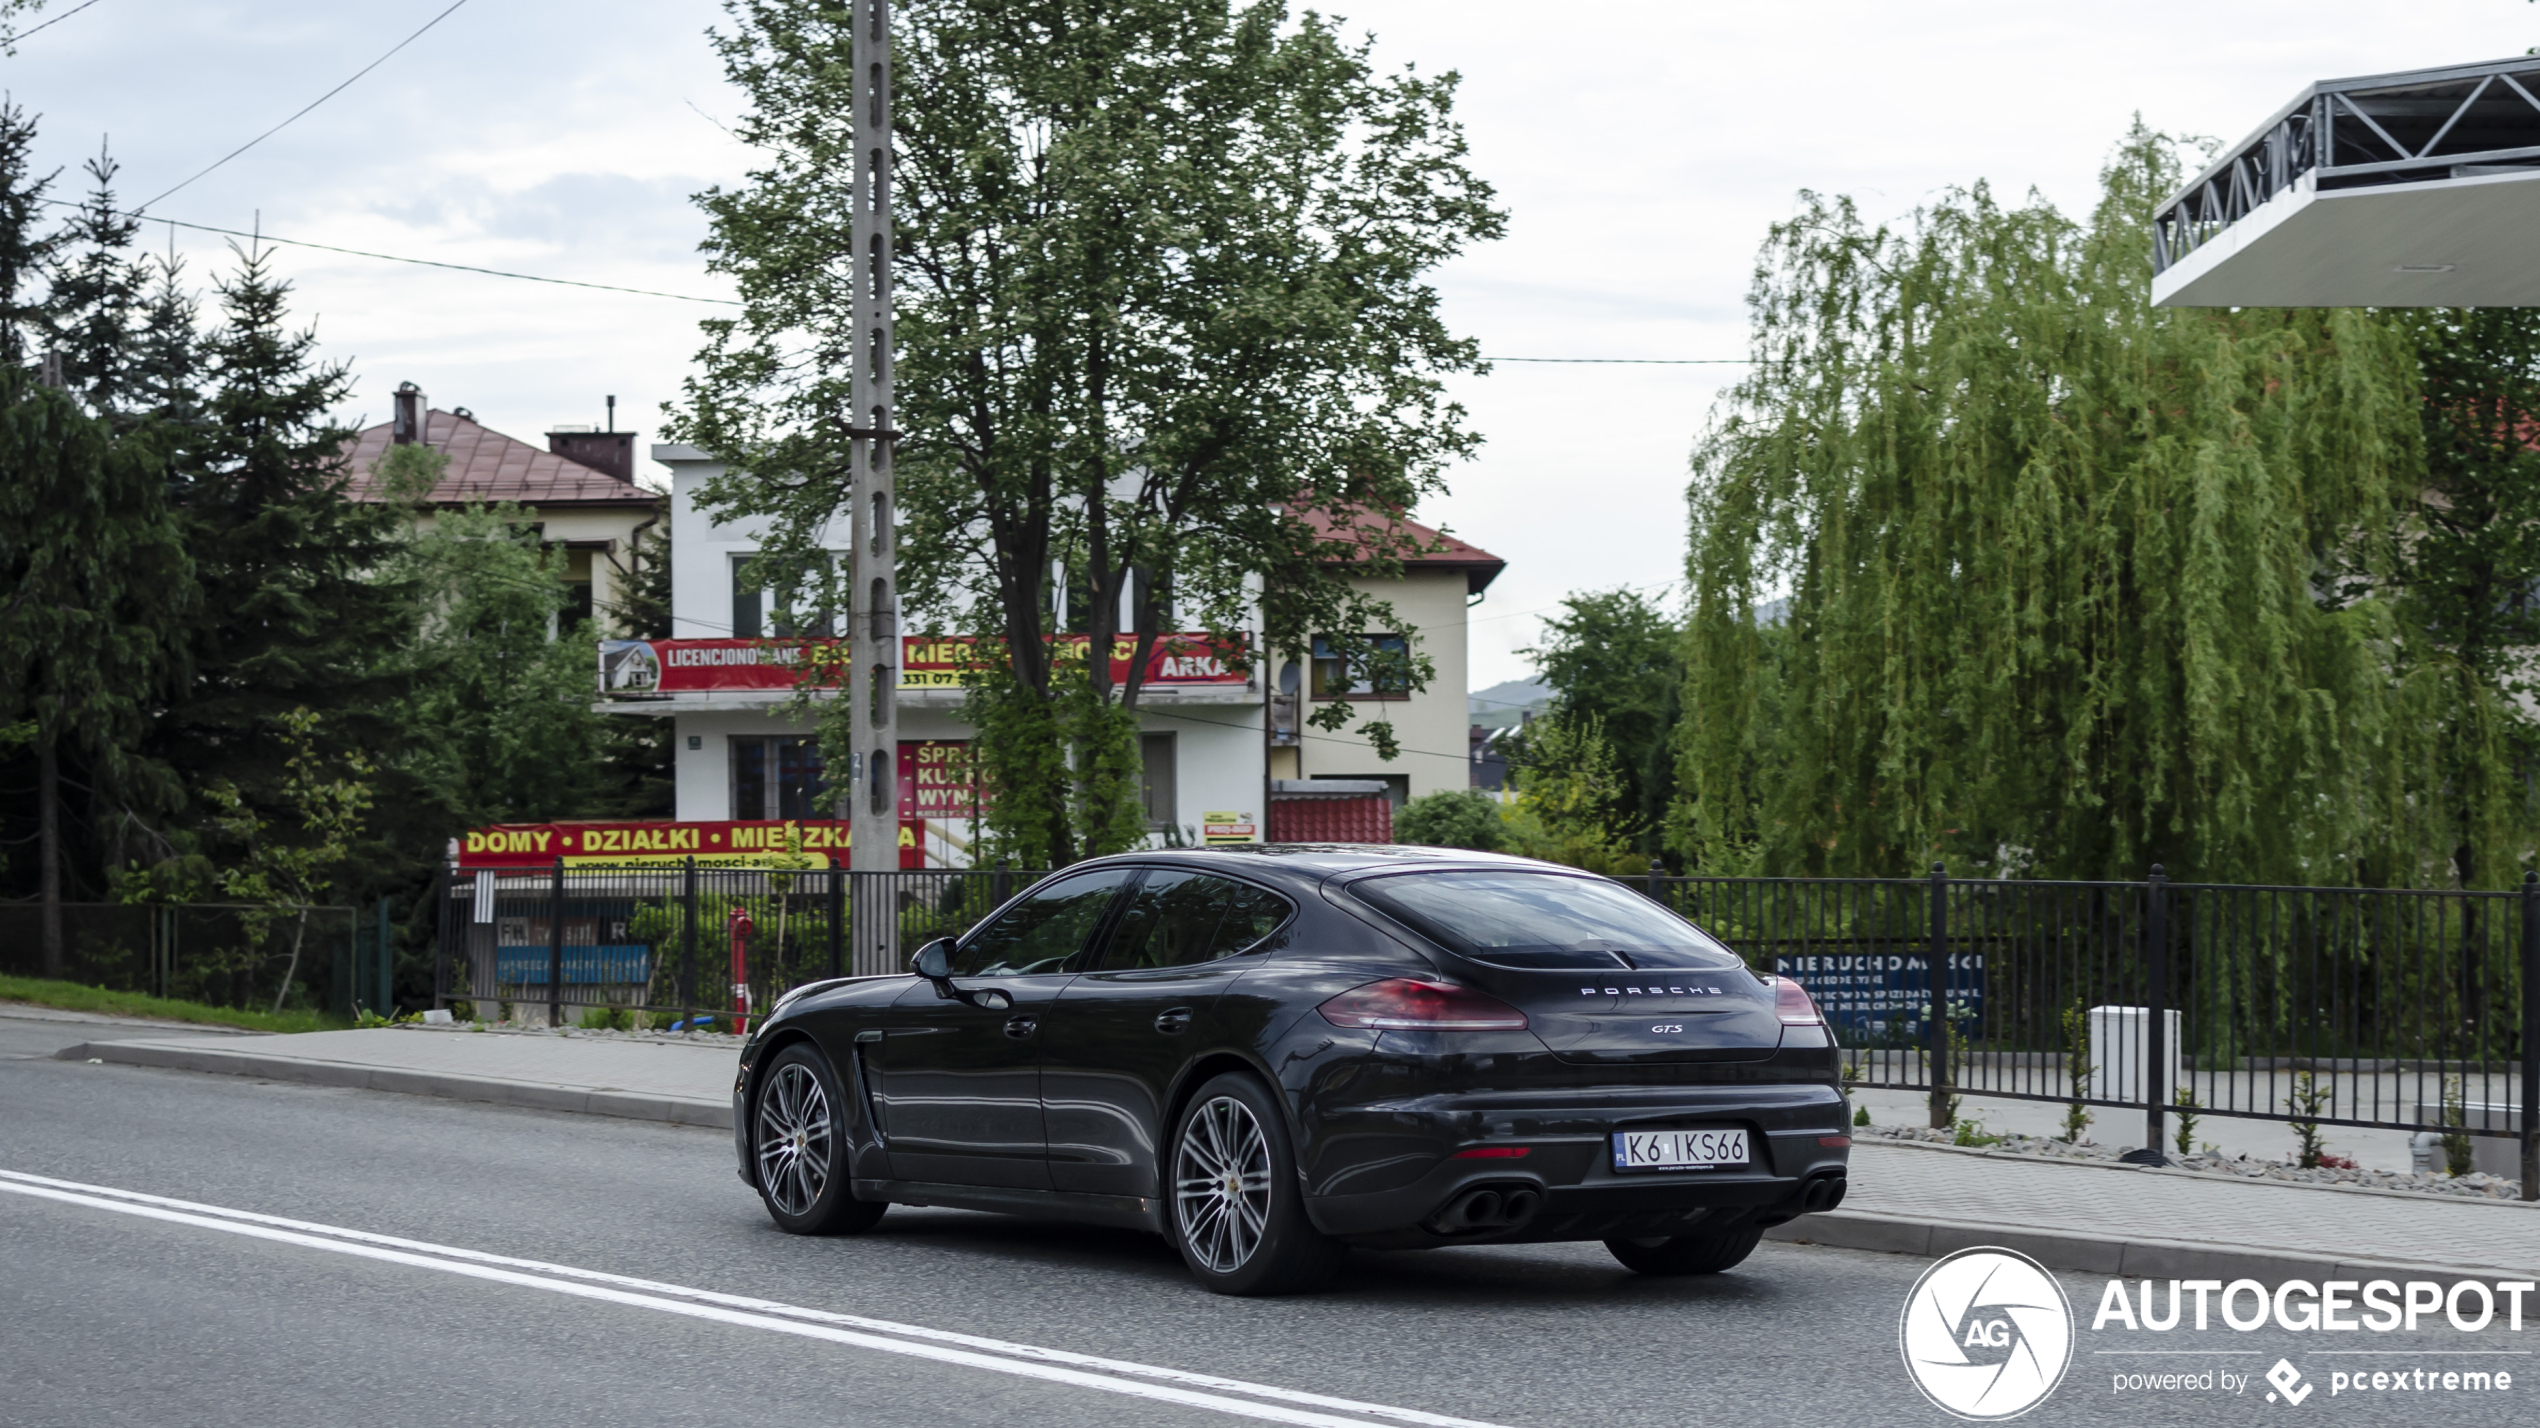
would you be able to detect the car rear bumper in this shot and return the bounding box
[1300,1084,1851,1245]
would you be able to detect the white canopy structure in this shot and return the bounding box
[2152,56,2540,308]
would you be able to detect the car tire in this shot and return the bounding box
[752,1043,886,1236]
[1167,1072,1343,1296]
[1604,1221,1764,1276]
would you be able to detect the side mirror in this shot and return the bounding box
[911,937,956,984]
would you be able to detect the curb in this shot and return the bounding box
[1761,1210,2537,1288]
[58,1040,734,1130]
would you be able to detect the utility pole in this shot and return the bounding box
[848,0,899,906]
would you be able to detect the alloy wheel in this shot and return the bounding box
[1174,1095,1273,1273]
[755,1062,833,1217]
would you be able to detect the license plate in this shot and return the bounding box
[1612,1127,1749,1171]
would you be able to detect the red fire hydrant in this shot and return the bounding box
[727,904,756,1035]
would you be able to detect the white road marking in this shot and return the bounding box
[0,1168,1510,1428]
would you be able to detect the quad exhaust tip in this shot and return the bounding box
[1800,1173,1847,1213]
[1431,1183,1542,1234]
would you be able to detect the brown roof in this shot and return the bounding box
[1295,506,1505,594]
[342,410,659,509]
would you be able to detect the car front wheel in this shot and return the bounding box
[753,1043,886,1236]
[1168,1072,1342,1295]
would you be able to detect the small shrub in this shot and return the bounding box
[1853,1104,1871,1127]
[578,1005,635,1032]
[2287,1072,2331,1169]
[2440,1076,2474,1177]
[1395,788,1507,851]
[1952,1117,2002,1148]
[2172,1088,2201,1158]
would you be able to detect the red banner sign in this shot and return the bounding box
[462,741,997,870]
[601,634,1247,696]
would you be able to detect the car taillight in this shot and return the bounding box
[1318,979,1529,1031]
[1772,975,1824,1026]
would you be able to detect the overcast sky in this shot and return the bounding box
[11,0,2535,686]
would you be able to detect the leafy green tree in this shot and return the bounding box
[388,501,647,825]
[1395,787,1505,852]
[1501,712,1642,875]
[1677,127,2429,883]
[675,0,1501,866]
[203,707,374,1011]
[1524,586,1682,859]
[2388,309,2540,887]
[0,369,191,975]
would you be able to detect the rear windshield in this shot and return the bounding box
[1351,871,1745,971]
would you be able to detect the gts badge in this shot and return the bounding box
[1580,985,1724,997]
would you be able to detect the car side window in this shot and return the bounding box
[954,869,1132,976]
[1100,872,1292,971]
[1204,879,1292,959]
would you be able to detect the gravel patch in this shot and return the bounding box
[1858,1122,2527,1201]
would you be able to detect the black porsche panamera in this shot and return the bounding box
[732,845,1851,1295]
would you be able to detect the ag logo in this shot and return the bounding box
[1899,1247,2075,1419]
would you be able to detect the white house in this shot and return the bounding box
[598,444,1501,865]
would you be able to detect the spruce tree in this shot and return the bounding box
[145,244,416,866]
[0,369,191,975]
[0,98,55,368]
[45,142,144,414]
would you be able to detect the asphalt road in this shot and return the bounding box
[1,1010,2526,1428]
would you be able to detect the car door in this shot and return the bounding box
[870,868,1131,1189]
[1040,870,1295,1197]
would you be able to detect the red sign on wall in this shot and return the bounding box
[461,742,995,871]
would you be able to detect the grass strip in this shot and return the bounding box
[0,976,346,1035]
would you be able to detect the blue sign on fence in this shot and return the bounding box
[1773,952,1985,1040]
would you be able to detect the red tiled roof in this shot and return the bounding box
[1294,506,1505,594]
[341,410,658,508]
[1268,795,1395,844]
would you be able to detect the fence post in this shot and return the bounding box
[1928,862,1951,1129]
[1646,856,1662,903]
[547,857,566,1028]
[2125,865,2171,1167]
[375,896,392,1015]
[682,856,699,1033]
[432,865,450,1013]
[2522,870,2537,1202]
[829,868,845,979]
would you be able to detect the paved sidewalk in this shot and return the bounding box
[60,1025,2539,1286]
[61,1025,734,1128]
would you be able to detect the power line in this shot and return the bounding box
[9,0,107,43]
[136,0,474,213]
[39,197,741,304]
[1483,356,1749,364]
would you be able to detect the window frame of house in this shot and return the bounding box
[1139,731,1178,830]
[1308,634,1412,700]
[730,735,832,820]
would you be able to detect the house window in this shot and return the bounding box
[731,555,763,639]
[731,736,830,820]
[1140,732,1177,829]
[1309,634,1411,699]
[732,553,836,639]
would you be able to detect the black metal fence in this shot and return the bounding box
[1648,867,2537,1191]
[431,858,2535,1192]
[0,901,367,1014]
[433,863,1036,1031]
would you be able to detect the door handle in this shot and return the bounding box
[1154,1007,1193,1035]
[1003,1016,1038,1040]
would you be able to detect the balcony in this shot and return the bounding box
[2152,56,2540,308]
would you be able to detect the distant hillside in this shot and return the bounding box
[1469,678,1552,729]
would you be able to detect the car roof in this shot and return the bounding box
[1081,843,1588,889]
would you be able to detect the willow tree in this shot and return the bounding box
[1676,129,2436,884]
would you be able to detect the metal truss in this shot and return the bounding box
[2153,56,2540,275]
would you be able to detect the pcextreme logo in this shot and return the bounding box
[1900,1247,2077,1420]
